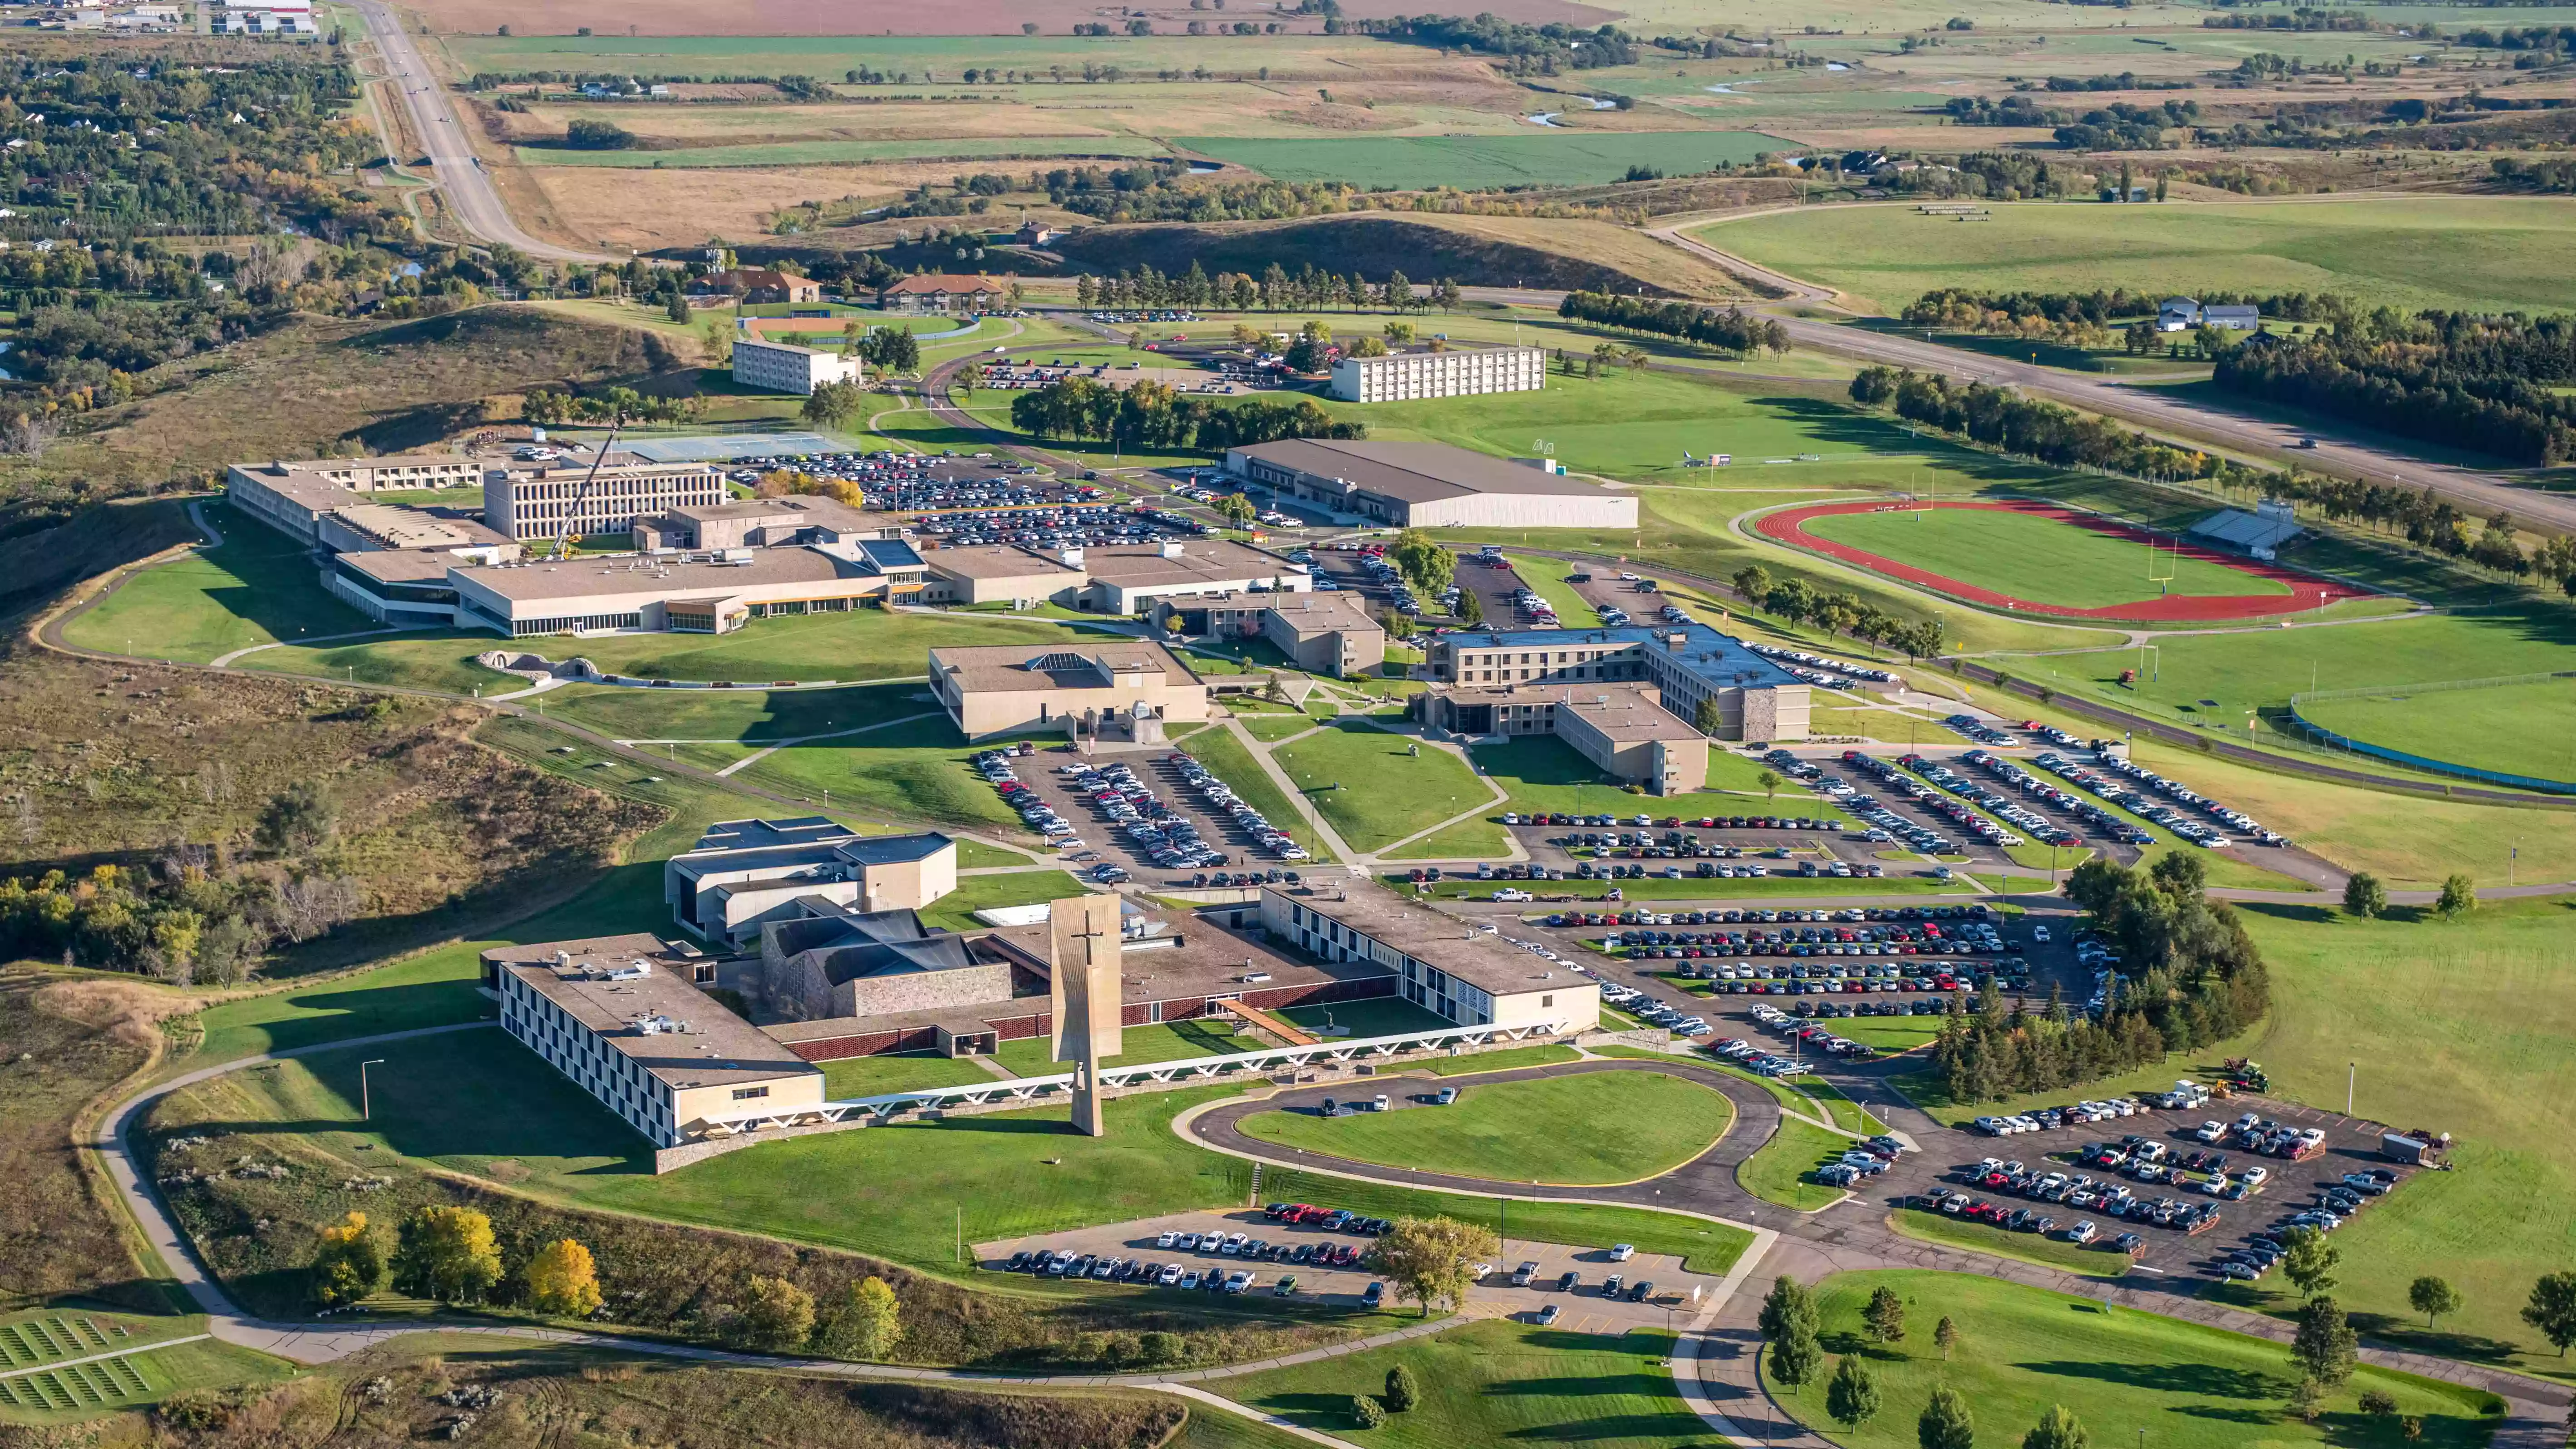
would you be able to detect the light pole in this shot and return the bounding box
[360,1059,386,1120]
[2347,1061,2355,1116]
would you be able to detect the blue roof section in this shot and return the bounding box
[857,538,926,571]
[1448,624,1806,690]
[837,832,955,866]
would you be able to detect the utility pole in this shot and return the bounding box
[360,1059,386,1120]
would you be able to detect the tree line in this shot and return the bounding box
[1849,365,2223,482]
[1930,853,2270,1103]
[1075,263,1459,314]
[2213,314,2576,466]
[1901,286,2349,330]
[1357,15,1639,70]
[1008,376,1365,453]
[2257,474,2576,591]
[1729,564,1948,660]
[1555,291,1789,354]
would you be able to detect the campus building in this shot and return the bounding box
[481,458,729,545]
[1424,624,1810,741]
[1225,439,1637,531]
[1328,344,1545,404]
[690,268,823,305]
[632,496,904,553]
[877,274,1005,314]
[484,934,824,1150]
[1255,888,1599,1033]
[916,538,1311,613]
[732,337,864,396]
[1151,590,1386,679]
[447,544,926,637]
[665,817,958,946]
[1412,682,1709,794]
[927,640,1210,740]
[227,457,517,556]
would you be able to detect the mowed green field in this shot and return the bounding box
[2226,897,2576,1373]
[1178,130,1799,189]
[1781,1272,2502,1449]
[1236,1070,1731,1186]
[520,136,1168,168]
[1800,506,2288,609]
[2294,674,2576,787]
[1702,197,2576,315]
[62,503,368,662]
[1274,721,1495,854]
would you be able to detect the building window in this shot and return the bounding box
[731,1085,770,1101]
[1541,994,1553,1007]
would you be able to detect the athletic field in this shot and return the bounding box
[1757,499,2363,621]
[2294,674,2576,789]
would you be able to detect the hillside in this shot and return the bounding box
[1052,212,1748,298]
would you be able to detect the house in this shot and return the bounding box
[2158,299,2260,333]
[690,268,823,305]
[2202,305,2261,331]
[1014,221,1059,247]
[877,274,1004,314]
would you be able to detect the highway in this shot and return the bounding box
[350,0,612,263]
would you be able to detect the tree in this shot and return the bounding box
[1919,1385,1975,1449]
[2360,1388,2400,1418]
[256,782,336,853]
[1384,1364,1420,1414]
[1732,564,1771,603]
[392,1205,502,1305]
[2020,1404,2089,1449]
[1457,588,1483,626]
[1383,320,1415,345]
[2437,873,2477,917]
[2281,1225,2341,1297]
[2523,1272,2576,1355]
[1390,529,1453,594]
[665,291,690,324]
[2288,1375,2328,1424]
[1371,1216,1499,1316]
[2344,871,2387,919]
[1758,769,1782,803]
[733,1275,817,1352]
[564,117,635,150]
[1214,493,1258,526]
[1769,1322,1822,1389]
[1758,1276,1818,1342]
[802,379,867,429]
[817,1276,902,1359]
[1863,1285,1907,1344]
[1827,1354,1883,1431]
[523,1238,602,1318]
[1694,696,1724,736]
[1351,1395,1387,1429]
[1934,1315,1961,1361]
[2409,1275,2463,1331]
[2293,1295,2359,1387]
[309,1212,384,1309]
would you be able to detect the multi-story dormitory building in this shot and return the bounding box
[1422,623,1812,742]
[481,455,728,545]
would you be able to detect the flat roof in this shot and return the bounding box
[1082,540,1306,590]
[1562,687,1703,743]
[331,504,502,551]
[1235,439,1612,504]
[929,639,1203,695]
[230,468,355,513]
[919,544,1086,581]
[1443,623,1806,692]
[667,495,899,536]
[337,549,461,585]
[1269,886,1597,999]
[457,547,862,603]
[983,912,1392,1006]
[487,934,820,1090]
[1256,590,1381,636]
[622,432,839,463]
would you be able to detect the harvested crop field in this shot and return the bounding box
[422,0,1616,39]
[1180,129,1800,188]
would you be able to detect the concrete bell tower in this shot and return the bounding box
[1047,892,1125,1136]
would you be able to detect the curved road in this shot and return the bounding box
[349,0,611,262]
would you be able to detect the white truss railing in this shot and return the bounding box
[693,1019,1568,1137]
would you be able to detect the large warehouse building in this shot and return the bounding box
[1225,439,1637,530]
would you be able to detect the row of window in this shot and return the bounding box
[502,977,677,1146]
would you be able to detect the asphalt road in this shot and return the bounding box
[350,0,611,263]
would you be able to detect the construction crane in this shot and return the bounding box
[547,412,629,561]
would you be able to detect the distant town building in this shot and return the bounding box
[1329,344,1544,404]
[877,274,1004,314]
[690,268,823,305]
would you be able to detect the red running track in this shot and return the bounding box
[1752,499,2370,622]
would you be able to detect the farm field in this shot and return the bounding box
[2293,674,2576,789]
[2227,895,2576,1374]
[519,135,1171,168]
[1798,503,2291,609]
[1177,130,1800,189]
[1700,197,2576,316]
[1779,1271,2502,1449]
[1274,722,1496,854]
[440,31,1458,75]
[1216,1318,1705,1449]
[1236,1070,1731,1185]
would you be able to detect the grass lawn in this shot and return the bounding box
[1420,1043,1582,1076]
[62,503,368,663]
[1276,997,1451,1038]
[1885,1206,2129,1279]
[2293,674,2576,789]
[990,1018,1262,1076]
[1379,815,1512,861]
[1468,737,1819,825]
[1239,711,1327,743]
[918,870,1093,933]
[1704,196,2576,315]
[198,1030,1258,1272]
[1781,1271,2502,1449]
[1216,1317,1706,1448]
[240,636,518,695]
[1506,554,1601,628]
[1238,1071,1729,1186]
[1734,1115,1853,1210]
[1800,505,2287,609]
[2217,895,2576,1374]
[537,680,940,743]
[1824,1015,1946,1054]
[0,1311,295,1420]
[818,1051,1000,1100]
[1274,722,1496,855]
[1180,130,1798,189]
[730,714,1035,833]
[1797,1079,1886,1135]
[1251,1166,1755,1276]
[1407,873,1969,901]
[1177,725,1338,863]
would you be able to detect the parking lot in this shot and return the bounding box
[977,1205,1729,1329]
[976,745,1324,887]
